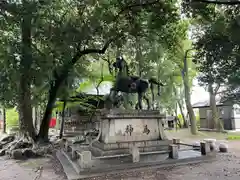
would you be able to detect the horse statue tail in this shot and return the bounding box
[148,78,164,96]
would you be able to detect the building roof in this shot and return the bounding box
[192,97,225,108]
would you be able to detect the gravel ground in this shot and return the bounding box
[0,139,240,180]
[83,152,240,180]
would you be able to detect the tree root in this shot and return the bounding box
[0,134,62,160]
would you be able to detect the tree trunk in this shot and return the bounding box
[173,86,188,128]
[18,5,36,140]
[183,50,197,135]
[37,83,59,142]
[208,84,223,131]
[177,100,188,128]
[2,108,6,133]
[59,100,66,139]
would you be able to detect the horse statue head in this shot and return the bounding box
[112,55,129,77]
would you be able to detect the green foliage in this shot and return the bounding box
[6,108,19,129]
[0,0,201,134]
[190,4,240,102]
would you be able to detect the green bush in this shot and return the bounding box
[177,114,184,126]
[6,108,19,129]
[177,113,200,128]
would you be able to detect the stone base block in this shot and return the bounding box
[130,146,140,163]
[77,151,92,168]
[200,141,210,155]
[90,140,172,156]
[169,144,178,159]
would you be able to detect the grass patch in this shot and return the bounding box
[6,108,19,129]
[227,134,240,140]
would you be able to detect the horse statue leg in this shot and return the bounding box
[135,102,139,110]
[143,94,150,110]
[150,83,154,109]
[137,92,143,110]
[109,87,118,107]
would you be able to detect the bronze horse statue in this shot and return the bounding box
[109,56,164,110]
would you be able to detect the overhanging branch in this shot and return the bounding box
[71,35,122,65]
[191,0,240,5]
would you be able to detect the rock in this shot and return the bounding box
[72,135,85,144]
[11,149,24,160]
[33,148,45,156]
[54,139,66,148]
[13,141,32,150]
[0,149,6,156]
[34,145,54,156]
[22,148,36,158]
[50,136,58,142]
[0,135,15,143]
[219,143,228,153]
[192,141,200,150]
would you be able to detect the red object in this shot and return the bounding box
[0,120,3,129]
[49,117,56,128]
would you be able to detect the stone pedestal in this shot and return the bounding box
[90,110,170,156]
[99,109,167,143]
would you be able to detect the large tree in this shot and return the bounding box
[187,1,240,130]
[0,0,183,141]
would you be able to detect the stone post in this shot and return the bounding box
[130,145,140,163]
[203,139,216,151]
[64,141,69,152]
[169,144,178,159]
[71,149,77,160]
[173,138,180,149]
[200,141,210,155]
[78,151,92,168]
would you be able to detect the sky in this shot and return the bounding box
[191,78,209,104]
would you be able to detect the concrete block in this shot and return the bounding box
[78,151,92,168]
[200,141,210,155]
[169,144,178,159]
[204,139,217,151]
[130,146,140,163]
[172,138,180,149]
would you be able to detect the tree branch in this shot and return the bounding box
[114,0,159,21]
[71,35,121,66]
[214,84,220,94]
[191,0,240,5]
